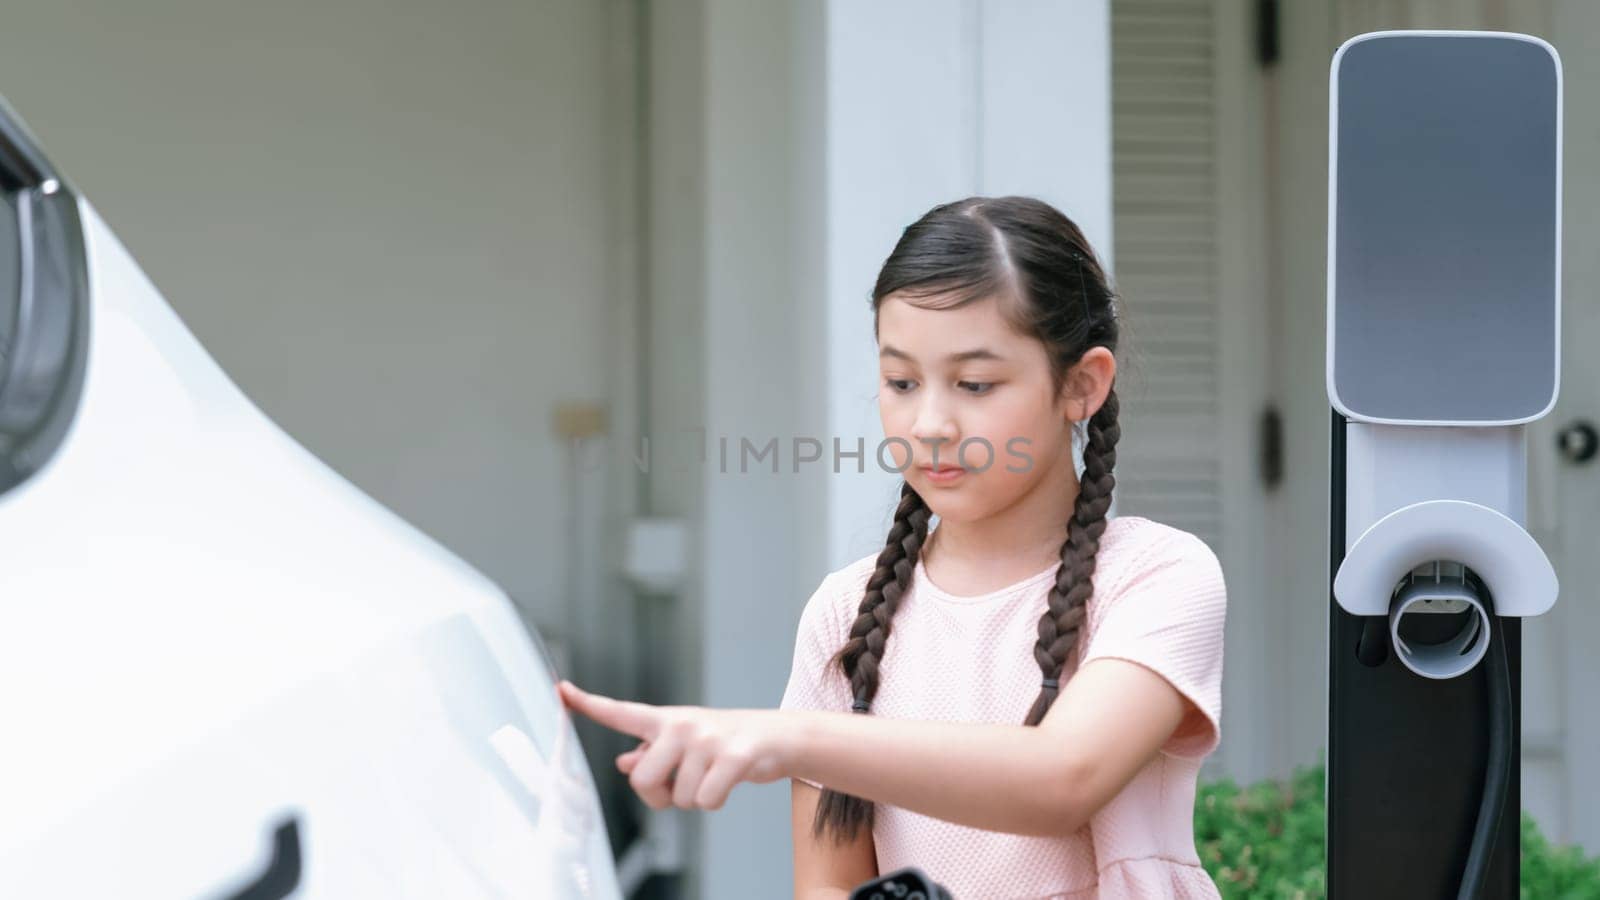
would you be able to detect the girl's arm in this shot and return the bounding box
[787,657,1189,837]
[559,656,1191,838]
[791,779,876,898]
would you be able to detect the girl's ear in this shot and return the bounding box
[1057,379,1085,424]
[1061,348,1117,423]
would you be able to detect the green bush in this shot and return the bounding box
[1194,758,1600,899]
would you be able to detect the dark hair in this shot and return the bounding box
[812,196,1122,844]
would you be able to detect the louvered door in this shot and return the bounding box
[1110,0,1226,554]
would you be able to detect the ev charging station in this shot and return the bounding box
[1326,31,1562,899]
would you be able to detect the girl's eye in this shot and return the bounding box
[883,379,994,395]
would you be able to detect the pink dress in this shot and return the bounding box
[779,515,1226,899]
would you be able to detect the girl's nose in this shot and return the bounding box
[910,409,960,463]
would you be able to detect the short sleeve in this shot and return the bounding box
[1080,533,1227,759]
[779,572,854,790]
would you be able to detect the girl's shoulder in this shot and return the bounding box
[795,551,878,641]
[1097,514,1227,608]
[815,550,879,612]
[1101,514,1216,562]
[1119,514,1219,561]
[833,550,881,590]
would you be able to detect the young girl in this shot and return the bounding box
[559,195,1227,899]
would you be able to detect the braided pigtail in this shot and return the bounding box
[1024,389,1120,726]
[811,481,931,844]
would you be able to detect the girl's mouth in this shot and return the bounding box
[921,465,966,485]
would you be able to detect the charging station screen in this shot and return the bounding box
[1332,35,1558,424]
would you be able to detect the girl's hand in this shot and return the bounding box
[556,680,792,811]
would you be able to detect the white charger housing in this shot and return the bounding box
[1327,30,1563,679]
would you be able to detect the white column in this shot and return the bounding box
[824,0,1112,567]
[692,3,1111,896]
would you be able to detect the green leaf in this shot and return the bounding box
[1194,757,1600,898]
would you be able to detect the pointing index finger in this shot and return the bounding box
[559,680,662,741]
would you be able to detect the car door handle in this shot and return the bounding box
[216,815,302,900]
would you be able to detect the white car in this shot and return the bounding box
[0,99,623,899]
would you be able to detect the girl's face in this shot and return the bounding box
[876,292,1079,522]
